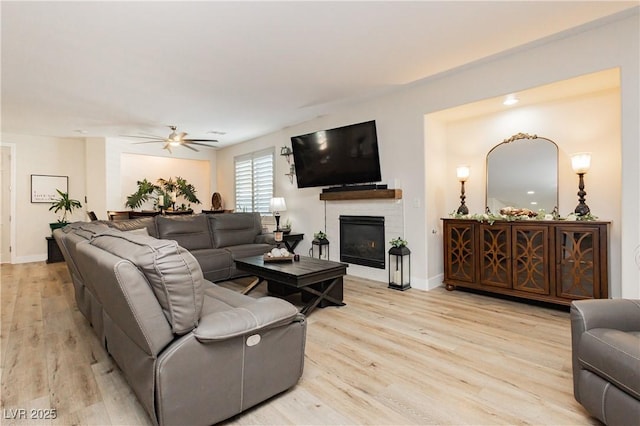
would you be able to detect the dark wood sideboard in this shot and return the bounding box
[442,219,609,306]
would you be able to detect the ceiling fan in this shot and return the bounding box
[122,126,219,153]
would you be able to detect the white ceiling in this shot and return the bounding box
[1,1,636,147]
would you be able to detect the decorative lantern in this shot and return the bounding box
[310,231,330,261]
[388,245,411,291]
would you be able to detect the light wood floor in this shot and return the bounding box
[1,261,597,425]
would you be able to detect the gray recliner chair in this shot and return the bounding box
[570,299,640,425]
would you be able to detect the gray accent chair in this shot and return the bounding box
[570,299,640,425]
[54,223,306,426]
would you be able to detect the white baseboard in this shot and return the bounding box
[427,273,444,290]
[14,254,47,264]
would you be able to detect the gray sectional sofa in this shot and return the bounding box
[570,299,640,425]
[54,213,306,426]
[100,212,276,282]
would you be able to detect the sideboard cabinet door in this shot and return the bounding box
[443,221,476,286]
[512,225,551,295]
[556,225,607,300]
[479,224,511,288]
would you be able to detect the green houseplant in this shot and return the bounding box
[389,237,408,248]
[126,177,201,210]
[125,178,157,210]
[49,189,82,231]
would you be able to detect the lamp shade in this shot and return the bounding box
[456,165,470,182]
[571,153,591,174]
[269,197,287,212]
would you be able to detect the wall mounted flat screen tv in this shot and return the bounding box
[291,120,382,188]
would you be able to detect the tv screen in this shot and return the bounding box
[291,120,382,188]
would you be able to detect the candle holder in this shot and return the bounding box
[456,165,470,215]
[571,153,591,216]
[310,231,330,260]
[388,246,411,291]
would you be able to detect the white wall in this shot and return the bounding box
[0,134,87,262]
[216,10,639,297]
[85,137,107,220]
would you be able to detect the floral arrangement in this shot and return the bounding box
[314,231,327,240]
[449,208,598,225]
[389,237,408,248]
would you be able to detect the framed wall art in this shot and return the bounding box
[31,174,68,203]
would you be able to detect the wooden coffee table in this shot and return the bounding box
[235,255,348,315]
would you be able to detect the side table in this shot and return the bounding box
[282,233,304,253]
[46,236,64,263]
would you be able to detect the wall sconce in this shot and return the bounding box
[456,165,470,215]
[270,197,287,232]
[571,152,591,215]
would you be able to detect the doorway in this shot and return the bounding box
[1,145,14,263]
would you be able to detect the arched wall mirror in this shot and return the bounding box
[486,133,558,213]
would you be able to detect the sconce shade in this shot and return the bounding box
[571,153,591,174]
[456,165,470,182]
[269,197,287,212]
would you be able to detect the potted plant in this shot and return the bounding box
[157,177,199,211]
[125,176,201,211]
[389,237,407,248]
[314,230,327,241]
[49,189,82,231]
[125,178,158,210]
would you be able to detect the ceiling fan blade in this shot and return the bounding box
[187,141,217,148]
[182,143,199,152]
[132,140,165,144]
[163,142,172,153]
[121,135,166,140]
[183,138,218,143]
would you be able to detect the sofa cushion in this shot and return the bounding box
[106,217,158,237]
[89,229,205,335]
[189,248,233,283]
[194,296,300,342]
[208,213,262,248]
[578,328,640,400]
[157,215,213,250]
[225,243,272,260]
[62,221,112,239]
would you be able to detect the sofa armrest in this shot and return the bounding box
[193,297,301,342]
[571,299,640,335]
[254,233,276,245]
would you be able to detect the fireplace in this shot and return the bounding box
[339,215,385,269]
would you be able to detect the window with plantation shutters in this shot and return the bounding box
[234,148,274,214]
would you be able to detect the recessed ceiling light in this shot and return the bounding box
[208,130,226,135]
[530,201,538,205]
[527,190,535,194]
[74,129,88,134]
[503,95,519,106]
